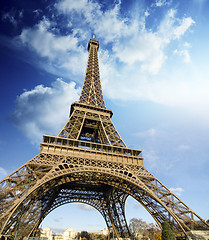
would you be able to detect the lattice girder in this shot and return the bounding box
[29,184,129,238]
[105,188,130,238]
[58,109,86,139]
[79,38,106,109]
[57,103,126,147]
[28,185,113,237]
[1,149,208,239]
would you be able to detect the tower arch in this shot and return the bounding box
[2,159,209,239]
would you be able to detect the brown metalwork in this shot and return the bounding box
[0,37,209,239]
[79,36,106,109]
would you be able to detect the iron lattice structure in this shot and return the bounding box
[1,37,209,239]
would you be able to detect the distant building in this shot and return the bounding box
[85,229,108,236]
[40,227,108,240]
[41,227,54,240]
[63,228,77,240]
[54,233,64,240]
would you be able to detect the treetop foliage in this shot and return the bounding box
[161,221,176,240]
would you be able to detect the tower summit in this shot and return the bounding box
[1,37,209,240]
[79,36,106,109]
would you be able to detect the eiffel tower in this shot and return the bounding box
[1,36,209,240]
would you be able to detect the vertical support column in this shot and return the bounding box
[29,188,60,237]
[104,188,131,238]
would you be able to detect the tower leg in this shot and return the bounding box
[27,185,130,238]
[104,188,130,239]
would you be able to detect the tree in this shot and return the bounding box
[146,223,161,240]
[153,231,162,240]
[161,221,176,240]
[89,232,106,240]
[129,218,148,236]
[129,218,160,240]
[76,231,91,240]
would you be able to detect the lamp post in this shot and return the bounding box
[14,170,34,240]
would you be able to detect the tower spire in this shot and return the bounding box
[78,36,106,109]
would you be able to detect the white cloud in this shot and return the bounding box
[0,167,7,178]
[98,7,194,75]
[158,9,195,42]
[173,17,195,39]
[57,0,127,44]
[174,49,191,63]
[178,144,190,151]
[145,128,158,137]
[155,0,172,7]
[144,10,149,17]
[112,31,166,75]
[90,3,128,43]
[135,128,159,138]
[18,18,88,77]
[143,150,160,169]
[12,78,80,145]
[169,187,184,196]
[75,203,94,211]
[184,41,191,47]
[56,0,89,12]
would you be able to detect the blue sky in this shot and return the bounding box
[1,0,209,233]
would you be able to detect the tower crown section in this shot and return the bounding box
[79,36,106,109]
[88,37,99,52]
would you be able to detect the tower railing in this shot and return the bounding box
[42,135,142,158]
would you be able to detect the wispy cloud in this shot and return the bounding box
[143,149,160,169]
[174,49,191,63]
[2,9,23,26]
[178,144,191,151]
[135,128,160,138]
[155,0,173,7]
[170,187,184,196]
[53,217,62,223]
[75,203,94,211]
[0,167,7,178]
